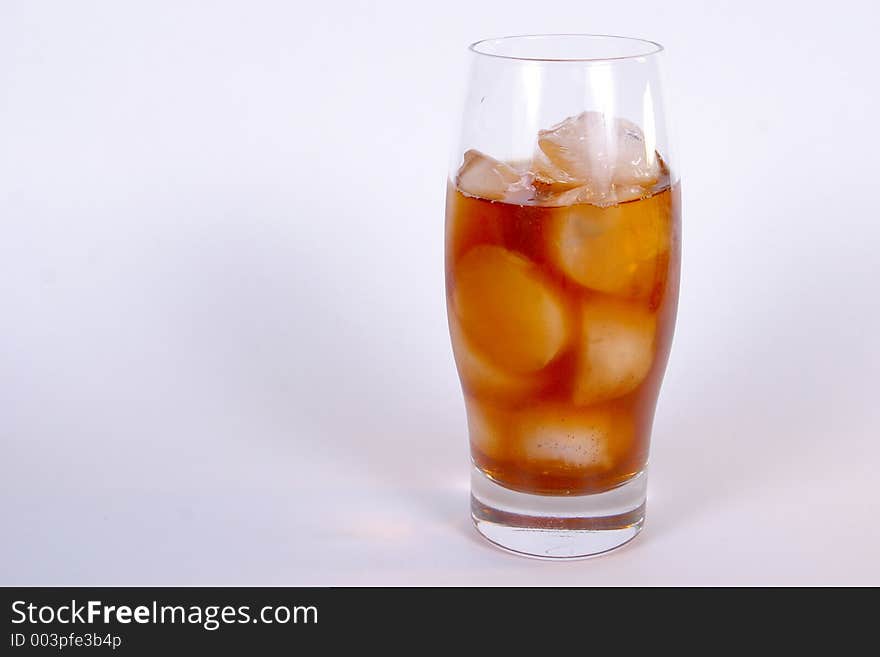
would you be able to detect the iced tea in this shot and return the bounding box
[446,112,680,496]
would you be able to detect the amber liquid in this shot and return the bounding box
[446,182,681,495]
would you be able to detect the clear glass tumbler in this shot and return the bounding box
[445,34,680,558]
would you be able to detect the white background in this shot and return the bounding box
[2,0,878,585]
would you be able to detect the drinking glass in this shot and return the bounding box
[446,34,680,558]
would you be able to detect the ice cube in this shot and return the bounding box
[537,182,649,208]
[515,403,633,470]
[533,111,660,194]
[546,192,671,297]
[455,149,534,202]
[465,398,510,460]
[573,298,656,405]
[452,245,569,374]
[449,310,546,400]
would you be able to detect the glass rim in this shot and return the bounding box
[468,33,664,63]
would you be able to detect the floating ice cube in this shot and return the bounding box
[452,245,569,374]
[546,192,671,297]
[449,310,545,400]
[455,149,534,202]
[537,182,648,208]
[573,298,656,405]
[533,111,660,194]
[516,404,633,470]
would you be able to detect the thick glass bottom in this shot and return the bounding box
[470,466,647,559]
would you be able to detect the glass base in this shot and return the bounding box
[470,466,647,559]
